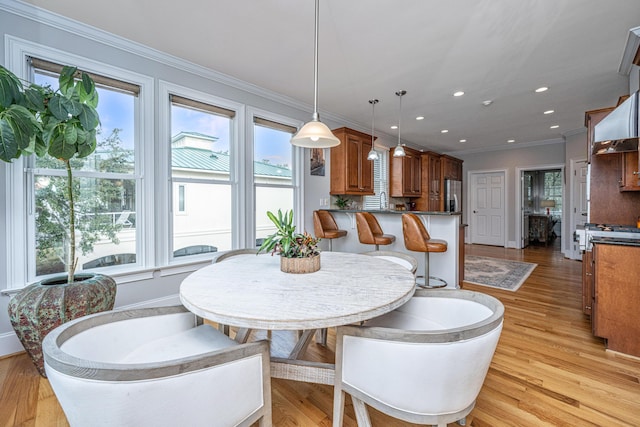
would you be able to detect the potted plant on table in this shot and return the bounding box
[0,64,117,376]
[258,209,321,273]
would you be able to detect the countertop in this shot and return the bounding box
[326,209,462,216]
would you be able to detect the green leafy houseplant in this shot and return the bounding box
[334,195,350,210]
[0,64,100,283]
[258,209,320,258]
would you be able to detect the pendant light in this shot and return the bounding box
[393,90,407,157]
[367,99,379,160]
[290,0,340,148]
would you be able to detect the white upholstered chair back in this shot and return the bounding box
[43,305,272,427]
[333,289,504,427]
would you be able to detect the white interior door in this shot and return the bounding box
[470,172,505,246]
[570,160,588,259]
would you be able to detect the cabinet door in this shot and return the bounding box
[360,139,373,193]
[620,150,640,191]
[582,250,594,316]
[345,135,361,192]
[411,154,422,194]
[429,156,442,211]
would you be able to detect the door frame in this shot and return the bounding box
[515,163,565,251]
[568,158,588,260]
[467,169,507,247]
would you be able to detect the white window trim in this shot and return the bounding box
[246,107,304,248]
[4,36,154,289]
[158,80,245,264]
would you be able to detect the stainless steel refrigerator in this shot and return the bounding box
[444,179,462,212]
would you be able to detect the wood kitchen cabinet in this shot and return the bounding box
[592,242,640,357]
[581,250,594,316]
[619,150,640,191]
[389,146,421,197]
[415,152,441,211]
[329,127,374,195]
[441,154,463,181]
[585,106,614,164]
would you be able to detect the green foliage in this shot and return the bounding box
[258,209,320,258]
[0,64,101,283]
[0,65,99,163]
[334,195,350,209]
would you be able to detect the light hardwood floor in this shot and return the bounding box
[1,242,639,426]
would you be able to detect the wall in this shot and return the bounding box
[455,141,566,248]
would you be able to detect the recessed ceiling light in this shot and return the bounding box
[441,129,449,133]
[390,125,398,130]
[544,110,554,114]
[550,125,559,129]
[459,139,467,143]
[507,139,515,143]
[453,91,465,97]
[482,100,493,106]
[416,116,424,120]
[535,86,548,93]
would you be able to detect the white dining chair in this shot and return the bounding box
[43,305,272,427]
[333,289,504,427]
[315,250,418,347]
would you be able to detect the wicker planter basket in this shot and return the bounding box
[280,254,321,274]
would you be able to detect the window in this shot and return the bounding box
[169,95,235,257]
[364,149,388,210]
[253,117,298,246]
[30,58,140,276]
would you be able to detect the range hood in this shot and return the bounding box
[592,91,639,155]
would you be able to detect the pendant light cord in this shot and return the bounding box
[312,0,320,121]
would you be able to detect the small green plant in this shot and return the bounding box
[334,195,350,209]
[258,209,320,258]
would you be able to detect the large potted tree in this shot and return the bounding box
[0,64,117,376]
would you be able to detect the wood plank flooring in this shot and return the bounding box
[1,242,639,426]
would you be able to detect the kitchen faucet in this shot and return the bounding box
[380,191,387,210]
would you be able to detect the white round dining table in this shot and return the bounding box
[179,251,416,331]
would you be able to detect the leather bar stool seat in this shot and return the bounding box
[402,213,448,288]
[355,212,395,251]
[313,210,347,251]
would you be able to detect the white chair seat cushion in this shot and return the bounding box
[366,296,493,330]
[122,324,237,363]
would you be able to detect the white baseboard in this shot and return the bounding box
[0,294,181,358]
[507,240,518,248]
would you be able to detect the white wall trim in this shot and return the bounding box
[0,330,24,357]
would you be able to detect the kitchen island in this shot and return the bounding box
[324,209,463,288]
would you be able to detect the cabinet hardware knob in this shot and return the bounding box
[586,272,592,276]
[634,171,639,175]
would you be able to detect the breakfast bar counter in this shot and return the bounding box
[323,209,463,288]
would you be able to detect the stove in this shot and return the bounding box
[574,223,640,251]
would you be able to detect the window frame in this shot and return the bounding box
[158,80,245,265]
[4,37,154,289]
[247,107,304,249]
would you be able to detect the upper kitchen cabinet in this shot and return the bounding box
[329,127,374,195]
[415,151,442,211]
[585,106,615,164]
[619,149,640,191]
[441,155,463,181]
[389,146,421,197]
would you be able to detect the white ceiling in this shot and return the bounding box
[21,0,640,154]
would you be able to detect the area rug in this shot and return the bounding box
[464,256,537,292]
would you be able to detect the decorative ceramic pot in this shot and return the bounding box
[8,273,117,377]
[280,254,321,274]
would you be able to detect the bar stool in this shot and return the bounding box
[355,212,396,251]
[401,213,448,288]
[313,210,347,251]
